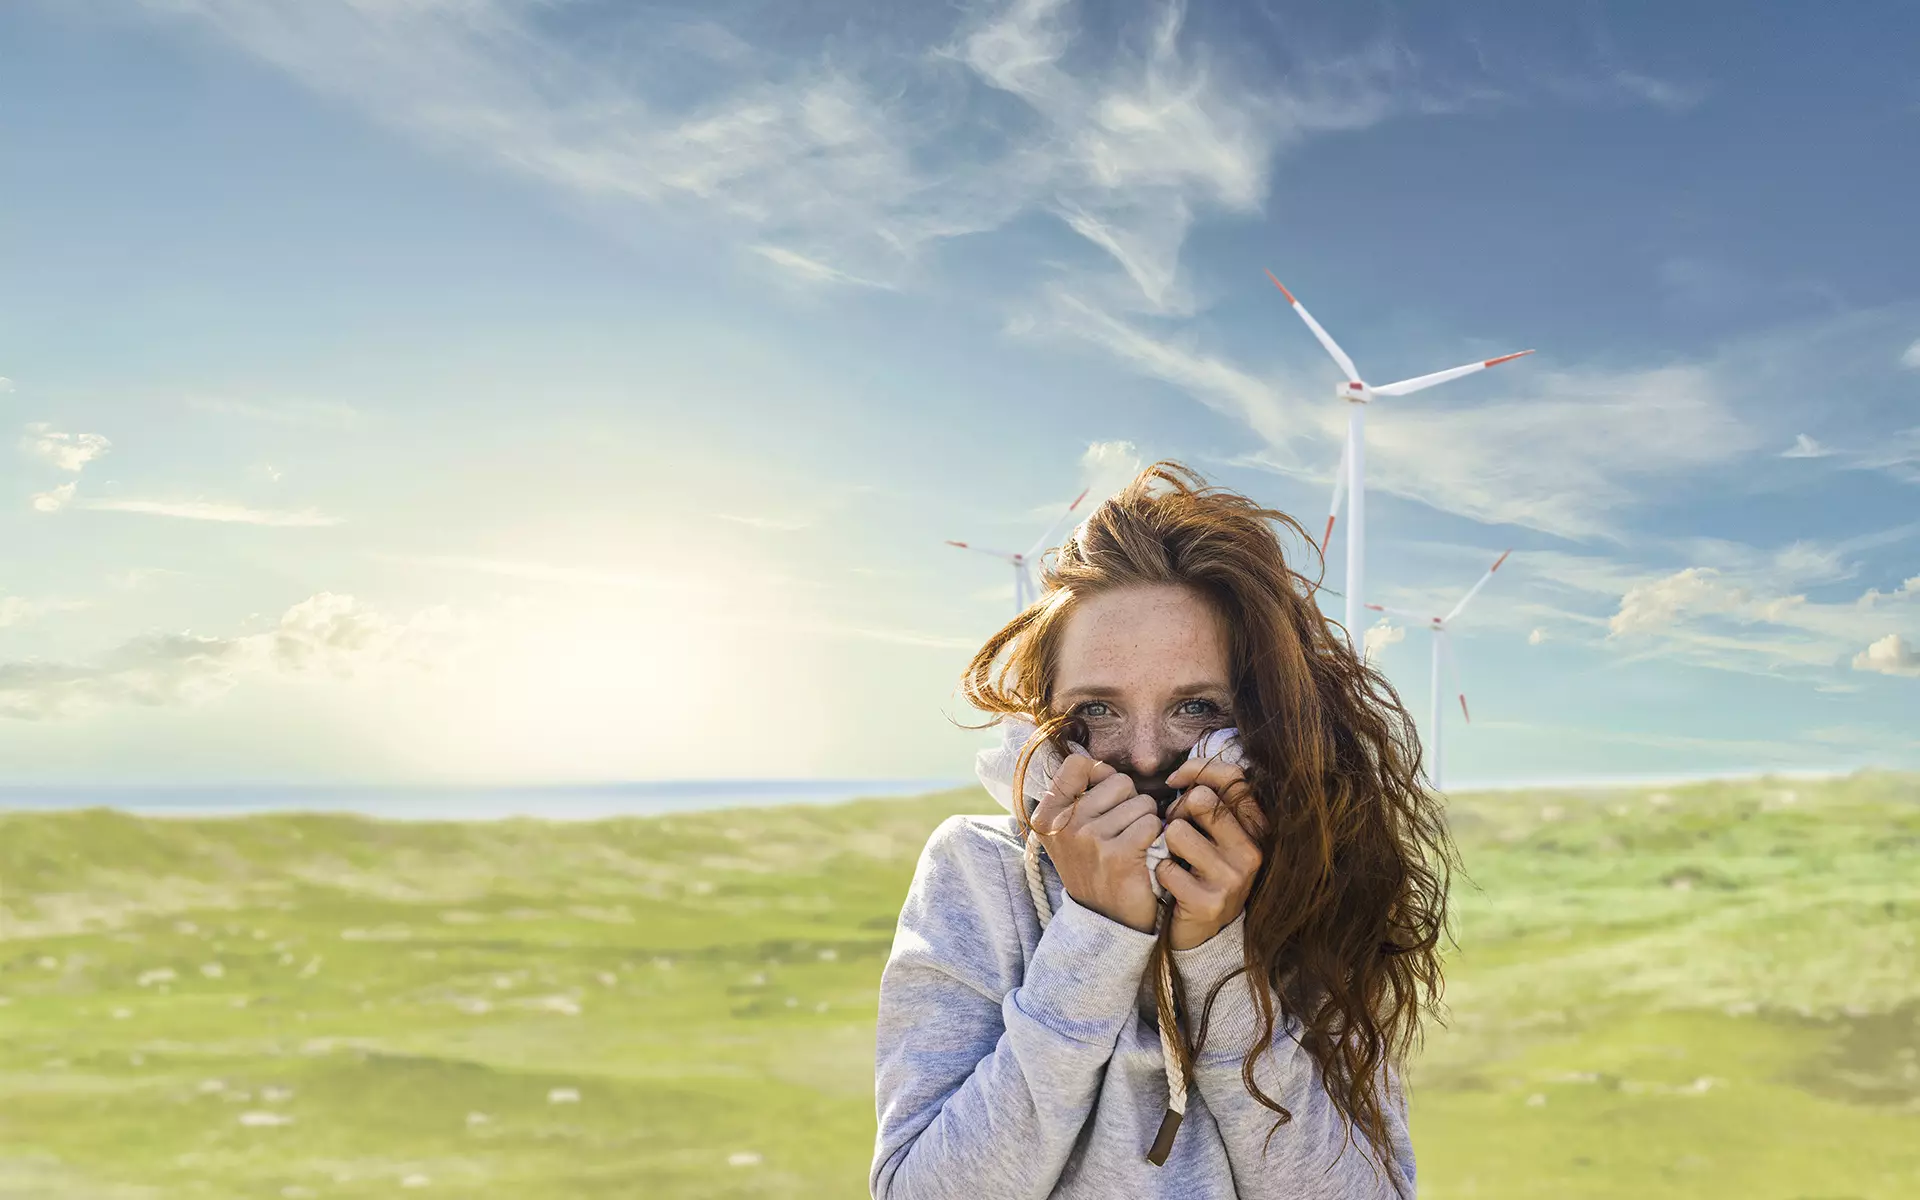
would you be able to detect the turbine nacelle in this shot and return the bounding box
[1339,380,1373,404]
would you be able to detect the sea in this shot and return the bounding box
[0,779,975,822]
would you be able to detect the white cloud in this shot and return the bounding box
[1079,439,1143,501]
[1781,434,1832,459]
[1852,633,1920,678]
[0,593,458,720]
[78,498,340,527]
[0,377,13,393]
[1609,567,1746,637]
[1900,339,1920,370]
[22,423,111,472]
[1528,628,1547,645]
[1857,575,1920,608]
[31,482,77,514]
[1363,617,1404,662]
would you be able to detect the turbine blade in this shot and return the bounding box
[1439,631,1470,724]
[946,539,1021,563]
[1024,486,1092,563]
[1267,270,1362,383]
[1372,350,1534,398]
[1443,549,1513,624]
[1321,433,1350,556]
[1364,602,1432,621]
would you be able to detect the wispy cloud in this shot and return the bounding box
[1607,69,1706,112]
[1510,536,1920,680]
[0,377,14,393]
[78,498,341,526]
[749,246,893,291]
[1781,433,1832,459]
[134,0,1421,315]
[1900,339,1920,370]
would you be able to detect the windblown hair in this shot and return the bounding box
[960,461,1454,1183]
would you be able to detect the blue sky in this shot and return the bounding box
[3,0,1918,786]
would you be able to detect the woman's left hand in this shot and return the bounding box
[1157,755,1268,951]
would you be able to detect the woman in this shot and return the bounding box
[871,462,1452,1199]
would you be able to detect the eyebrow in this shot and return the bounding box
[1056,682,1232,702]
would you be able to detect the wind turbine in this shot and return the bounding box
[1365,549,1511,791]
[947,488,1091,614]
[1265,270,1532,651]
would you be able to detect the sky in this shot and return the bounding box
[3,0,1918,787]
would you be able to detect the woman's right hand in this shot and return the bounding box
[1031,755,1164,935]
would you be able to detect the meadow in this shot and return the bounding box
[1,773,1916,1198]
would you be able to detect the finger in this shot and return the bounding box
[1166,784,1219,832]
[1167,756,1248,800]
[1063,772,1138,828]
[1191,794,1263,872]
[1033,758,1101,835]
[1089,793,1158,840]
[1171,770,1268,843]
[1154,857,1211,909]
[1164,818,1235,882]
[1118,810,1164,852]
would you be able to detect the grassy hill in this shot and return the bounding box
[1,773,1916,1198]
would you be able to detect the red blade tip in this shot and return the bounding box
[1263,269,1297,305]
[1459,695,1471,723]
[1491,550,1512,572]
[1484,350,1534,368]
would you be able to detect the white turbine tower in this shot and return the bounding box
[947,488,1091,614]
[1266,270,1533,651]
[1366,549,1511,791]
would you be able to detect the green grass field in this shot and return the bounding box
[2,773,1917,1198]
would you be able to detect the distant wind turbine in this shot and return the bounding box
[1366,549,1511,791]
[1266,270,1533,652]
[947,488,1090,613]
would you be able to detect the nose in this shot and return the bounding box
[1123,723,1178,791]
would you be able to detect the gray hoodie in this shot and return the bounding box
[869,729,1416,1198]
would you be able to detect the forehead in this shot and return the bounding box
[1054,584,1230,692]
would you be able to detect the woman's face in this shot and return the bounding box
[1052,583,1234,805]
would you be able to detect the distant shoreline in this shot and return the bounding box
[0,763,1884,822]
[0,778,974,822]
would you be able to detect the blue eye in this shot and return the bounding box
[1177,699,1219,718]
[1073,701,1113,719]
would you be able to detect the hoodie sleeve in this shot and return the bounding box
[1170,916,1417,1199]
[870,816,1157,1200]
